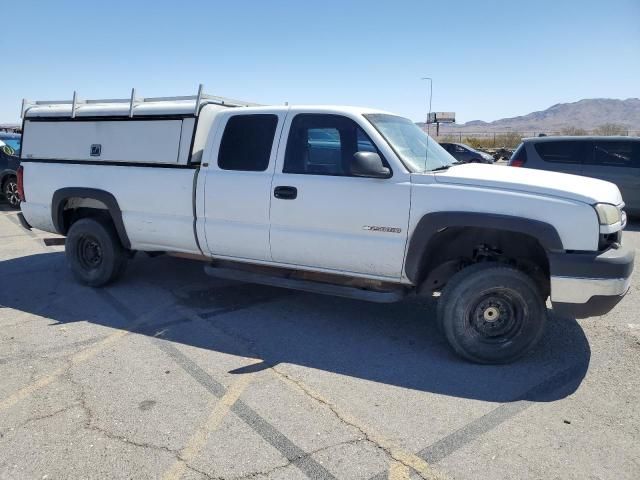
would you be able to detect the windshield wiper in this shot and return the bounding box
[429,161,462,172]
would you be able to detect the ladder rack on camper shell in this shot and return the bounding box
[21,84,260,119]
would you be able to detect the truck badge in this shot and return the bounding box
[363,225,402,234]
[90,144,102,157]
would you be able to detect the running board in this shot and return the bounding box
[204,265,406,303]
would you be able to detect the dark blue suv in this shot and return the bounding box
[0,132,21,208]
[439,142,495,164]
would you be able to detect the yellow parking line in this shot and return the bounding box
[162,371,256,480]
[0,369,63,411]
[0,301,173,412]
[387,449,443,480]
[274,369,448,480]
[389,462,411,480]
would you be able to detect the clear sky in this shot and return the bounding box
[1,0,638,124]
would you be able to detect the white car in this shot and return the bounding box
[17,88,634,364]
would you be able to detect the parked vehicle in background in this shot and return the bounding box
[509,136,640,216]
[17,89,634,364]
[0,132,22,153]
[0,132,21,208]
[440,142,495,163]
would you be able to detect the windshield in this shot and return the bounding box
[364,114,456,172]
[0,136,21,156]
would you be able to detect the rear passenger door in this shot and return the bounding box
[201,112,284,261]
[585,140,640,212]
[532,140,586,175]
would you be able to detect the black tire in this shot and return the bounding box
[3,176,20,209]
[437,263,546,364]
[65,218,128,287]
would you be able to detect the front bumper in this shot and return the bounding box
[549,244,634,318]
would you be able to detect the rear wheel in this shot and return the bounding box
[65,218,128,287]
[3,176,19,208]
[437,263,546,364]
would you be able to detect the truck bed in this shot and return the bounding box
[21,161,200,253]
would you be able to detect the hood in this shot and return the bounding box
[424,163,623,206]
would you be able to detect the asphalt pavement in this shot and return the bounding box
[1,203,639,479]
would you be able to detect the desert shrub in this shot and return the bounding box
[437,135,459,143]
[560,127,589,136]
[594,123,628,136]
[464,132,523,149]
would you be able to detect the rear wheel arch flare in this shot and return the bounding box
[52,187,131,249]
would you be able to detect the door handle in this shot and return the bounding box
[274,186,297,200]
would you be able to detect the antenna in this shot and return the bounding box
[421,77,433,170]
[421,77,433,136]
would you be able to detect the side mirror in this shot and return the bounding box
[351,152,391,178]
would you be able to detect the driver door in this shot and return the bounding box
[269,113,410,279]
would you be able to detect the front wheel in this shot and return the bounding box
[437,264,547,364]
[65,218,128,287]
[3,176,19,208]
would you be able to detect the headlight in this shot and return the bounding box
[594,203,621,226]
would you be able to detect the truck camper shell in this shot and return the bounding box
[20,85,258,166]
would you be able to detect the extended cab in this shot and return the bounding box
[16,88,634,363]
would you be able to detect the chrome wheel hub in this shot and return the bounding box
[5,181,19,207]
[483,306,501,322]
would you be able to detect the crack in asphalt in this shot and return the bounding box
[0,336,107,365]
[169,439,368,480]
[179,304,445,480]
[224,438,370,480]
[64,359,180,456]
[183,463,219,480]
[270,367,448,480]
[98,291,337,480]
[170,438,369,480]
[28,356,317,480]
[0,403,78,438]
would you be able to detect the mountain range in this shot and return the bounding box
[423,98,640,133]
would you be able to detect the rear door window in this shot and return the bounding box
[534,141,585,164]
[218,114,279,171]
[592,141,640,168]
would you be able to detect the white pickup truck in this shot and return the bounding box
[16,88,634,364]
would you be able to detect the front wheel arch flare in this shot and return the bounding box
[405,212,563,284]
